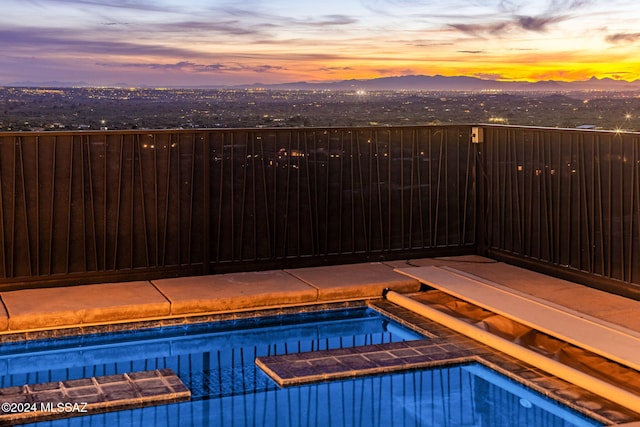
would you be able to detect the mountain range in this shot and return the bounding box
[8,75,640,91]
[247,75,640,91]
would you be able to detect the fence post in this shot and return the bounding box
[473,126,487,255]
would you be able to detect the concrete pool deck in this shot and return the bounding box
[0,261,421,334]
[0,255,637,337]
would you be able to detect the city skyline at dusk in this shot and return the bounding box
[1,0,640,87]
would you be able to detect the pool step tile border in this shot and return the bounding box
[0,369,190,426]
[256,339,475,386]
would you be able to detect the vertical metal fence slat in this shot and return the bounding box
[78,136,87,272]
[260,132,272,260]
[0,139,5,278]
[10,137,17,278]
[175,134,182,266]
[399,129,406,249]
[136,135,150,268]
[129,135,135,269]
[271,132,280,258]
[374,130,384,252]
[461,133,468,247]
[238,132,248,261]
[215,133,224,263]
[386,130,392,251]
[304,131,315,256]
[618,134,626,281]
[35,136,40,276]
[605,134,613,277]
[427,130,434,247]
[18,137,33,276]
[595,136,605,276]
[201,133,210,274]
[295,131,302,257]
[543,132,554,263]
[66,137,74,274]
[283,131,292,257]
[628,138,637,283]
[251,134,258,260]
[410,129,416,249]
[588,134,597,274]
[434,132,444,247]
[417,129,426,248]
[162,134,172,266]
[349,131,356,252]
[629,137,640,283]
[230,132,237,260]
[112,136,123,271]
[102,134,109,271]
[578,133,589,272]
[444,130,450,247]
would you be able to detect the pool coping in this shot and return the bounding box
[0,300,369,343]
[0,262,421,336]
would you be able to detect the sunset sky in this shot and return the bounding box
[1,0,639,87]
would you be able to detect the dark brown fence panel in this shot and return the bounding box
[205,127,477,268]
[0,126,476,289]
[0,131,208,289]
[482,126,640,297]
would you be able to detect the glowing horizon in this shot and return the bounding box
[1,0,639,87]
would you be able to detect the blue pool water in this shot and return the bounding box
[0,308,421,397]
[0,308,601,427]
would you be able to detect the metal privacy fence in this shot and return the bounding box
[0,127,476,289]
[481,126,640,298]
[1,125,639,297]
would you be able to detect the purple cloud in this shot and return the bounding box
[606,32,640,44]
[100,61,285,74]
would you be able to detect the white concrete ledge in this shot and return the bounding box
[395,265,640,372]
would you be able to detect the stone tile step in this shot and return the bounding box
[0,369,189,426]
[255,339,474,386]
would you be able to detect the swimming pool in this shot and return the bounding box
[0,308,422,397]
[0,307,601,426]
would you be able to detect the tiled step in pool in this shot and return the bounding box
[0,369,189,426]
